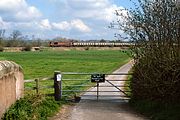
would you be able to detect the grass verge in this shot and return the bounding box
[129,99,180,120]
[2,94,65,120]
[126,74,180,120]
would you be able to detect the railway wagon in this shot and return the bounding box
[73,42,107,47]
[49,41,134,47]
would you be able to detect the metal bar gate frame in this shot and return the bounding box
[54,71,132,101]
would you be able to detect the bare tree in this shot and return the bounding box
[7,30,23,47]
[11,30,22,40]
[0,29,5,46]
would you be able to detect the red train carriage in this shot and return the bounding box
[49,41,73,47]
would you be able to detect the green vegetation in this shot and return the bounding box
[126,75,180,120]
[113,0,179,119]
[0,46,3,52]
[124,74,132,97]
[0,50,130,79]
[129,100,180,120]
[22,44,32,51]
[3,94,62,120]
[0,29,46,48]
[1,50,130,120]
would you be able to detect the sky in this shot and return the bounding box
[0,0,138,40]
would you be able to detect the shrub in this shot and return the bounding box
[84,47,89,50]
[2,94,60,120]
[22,45,32,51]
[0,46,4,52]
[129,0,180,103]
[112,0,180,103]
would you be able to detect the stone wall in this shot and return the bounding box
[0,61,24,118]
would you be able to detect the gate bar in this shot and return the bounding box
[62,79,90,81]
[62,95,131,97]
[82,95,130,97]
[62,72,132,75]
[62,79,130,81]
[63,85,130,87]
[106,80,130,97]
[62,90,131,92]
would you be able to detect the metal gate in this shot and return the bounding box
[54,71,132,101]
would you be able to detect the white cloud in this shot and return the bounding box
[15,6,41,21]
[52,19,91,33]
[0,0,125,39]
[49,0,125,22]
[0,17,91,34]
[0,0,41,22]
[64,0,124,22]
[52,21,71,31]
[71,19,91,32]
[0,17,11,29]
[40,19,52,30]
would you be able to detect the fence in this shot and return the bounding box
[61,72,131,100]
[24,71,63,100]
[24,71,132,101]
[24,77,54,94]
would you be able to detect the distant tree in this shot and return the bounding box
[22,44,32,51]
[100,39,107,43]
[11,30,22,40]
[31,39,42,47]
[115,40,122,43]
[0,29,5,46]
[7,30,23,47]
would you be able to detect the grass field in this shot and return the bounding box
[0,50,130,79]
[1,50,131,120]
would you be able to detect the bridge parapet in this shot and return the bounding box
[0,61,24,118]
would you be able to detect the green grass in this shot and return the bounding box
[1,50,131,95]
[2,94,63,120]
[0,50,130,79]
[1,50,131,120]
[127,73,180,120]
[129,99,180,120]
[124,74,132,97]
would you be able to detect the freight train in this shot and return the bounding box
[49,41,133,47]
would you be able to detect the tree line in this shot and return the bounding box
[0,30,49,51]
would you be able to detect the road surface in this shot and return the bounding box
[50,61,148,120]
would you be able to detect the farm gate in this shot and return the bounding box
[54,71,131,101]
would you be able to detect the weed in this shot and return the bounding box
[2,94,60,120]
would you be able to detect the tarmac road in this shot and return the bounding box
[67,61,148,120]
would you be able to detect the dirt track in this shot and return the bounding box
[50,61,148,120]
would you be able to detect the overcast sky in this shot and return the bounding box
[0,0,137,40]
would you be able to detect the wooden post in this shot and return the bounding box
[97,82,99,101]
[54,71,62,101]
[35,78,39,94]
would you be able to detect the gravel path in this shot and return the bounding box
[50,61,148,120]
